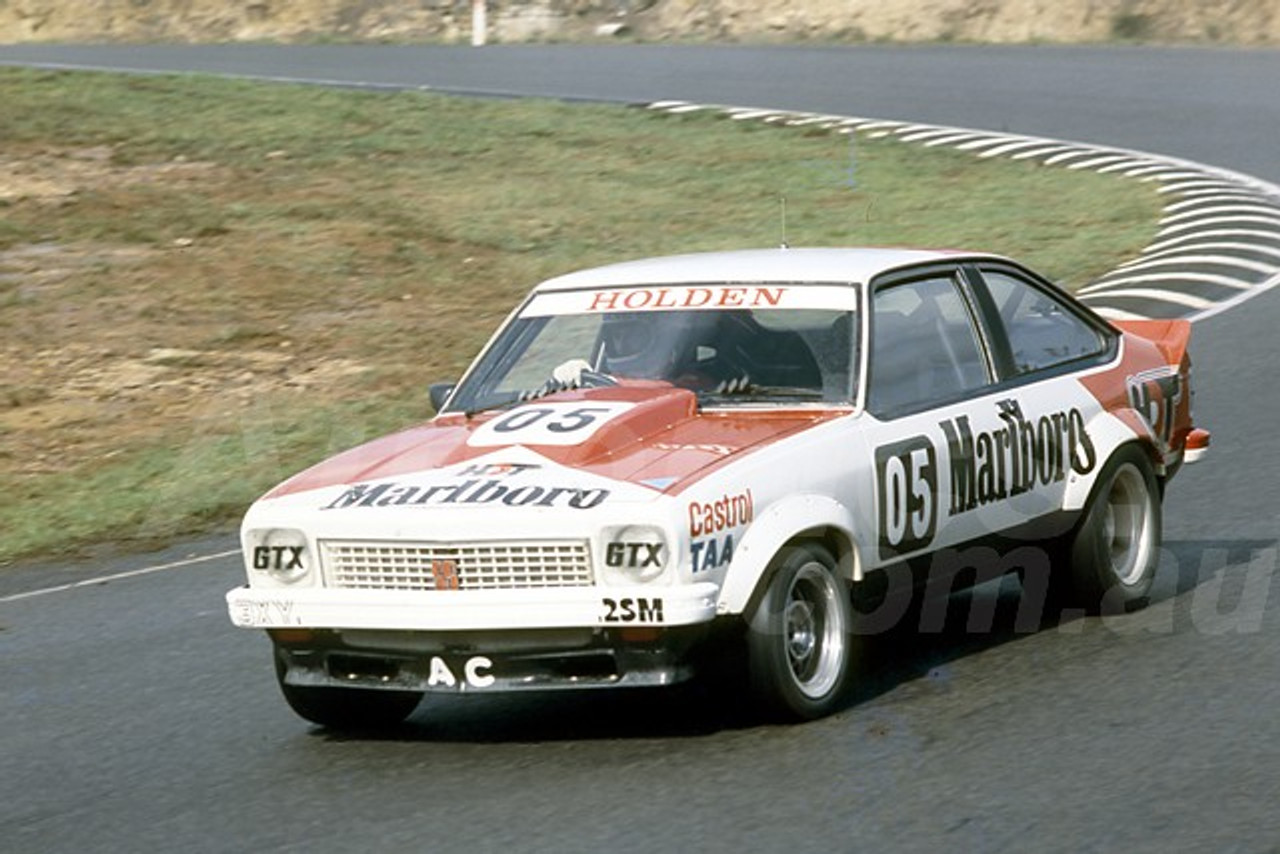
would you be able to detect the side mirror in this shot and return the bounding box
[428,382,456,413]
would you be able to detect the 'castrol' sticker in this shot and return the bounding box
[468,401,635,448]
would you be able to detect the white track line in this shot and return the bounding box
[1102,254,1280,277]
[1123,242,1280,266]
[1081,271,1254,295]
[1191,271,1280,322]
[1160,203,1280,224]
[1143,228,1280,254]
[0,548,240,604]
[1080,287,1213,309]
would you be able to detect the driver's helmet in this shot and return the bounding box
[597,311,718,380]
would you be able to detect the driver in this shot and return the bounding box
[596,311,742,390]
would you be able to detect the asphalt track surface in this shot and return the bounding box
[2,44,1279,853]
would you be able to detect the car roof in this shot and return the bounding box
[533,247,1005,292]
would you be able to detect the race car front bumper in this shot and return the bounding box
[228,580,724,692]
[226,582,719,631]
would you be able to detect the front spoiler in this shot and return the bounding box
[226,582,720,631]
[275,632,706,693]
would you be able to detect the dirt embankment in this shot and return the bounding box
[1,0,1276,44]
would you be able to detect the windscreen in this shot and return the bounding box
[445,283,859,414]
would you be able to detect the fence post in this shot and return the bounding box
[472,0,487,46]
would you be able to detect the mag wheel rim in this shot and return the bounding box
[1103,463,1153,587]
[782,563,846,699]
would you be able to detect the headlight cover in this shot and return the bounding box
[599,525,671,585]
[245,528,312,585]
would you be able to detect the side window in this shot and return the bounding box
[868,276,989,416]
[981,270,1104,374]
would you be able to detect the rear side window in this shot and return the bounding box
[868,275,989,416]
[981,270,1104,374]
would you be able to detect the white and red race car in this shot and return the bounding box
[226,248,1208,725]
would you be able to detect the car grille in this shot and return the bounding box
[320,540,594,591]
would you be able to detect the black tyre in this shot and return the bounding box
[1066,444,1162,613]
[274,651,423,730]
[746,543,856,721]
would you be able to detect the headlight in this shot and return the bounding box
[245,528,312,585]
[599,525,670,585]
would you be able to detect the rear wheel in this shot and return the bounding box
[746,543,855,721]
[274,650,423,730]
[1066,445,1162,613]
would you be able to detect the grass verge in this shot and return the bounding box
[0,67,1161,564]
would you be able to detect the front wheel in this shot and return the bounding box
[274,650,423,730]
[1066,445,1162,613]
[746,543,856,721]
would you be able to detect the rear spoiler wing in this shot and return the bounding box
[1112,318,1209,463]
[1111,319,1191,365]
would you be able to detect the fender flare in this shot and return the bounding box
[714,493,861,617]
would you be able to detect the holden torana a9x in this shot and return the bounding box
[226,248,1208,726]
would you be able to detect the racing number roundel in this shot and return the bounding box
[876,436,938,560]
[468,401,635,447]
